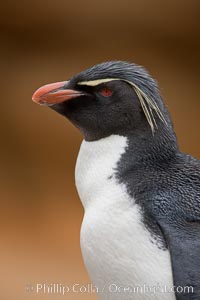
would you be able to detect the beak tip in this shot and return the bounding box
[32,94,39,103]
[32,86,46,104]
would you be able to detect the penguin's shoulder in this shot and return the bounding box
[151,152,200,222]
[121,152,200,219]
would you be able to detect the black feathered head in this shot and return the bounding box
[32,61,175,141]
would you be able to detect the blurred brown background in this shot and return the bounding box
[0,0,199,299]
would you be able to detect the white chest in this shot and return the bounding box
[75,135,175,300]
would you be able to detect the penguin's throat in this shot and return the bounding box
[75,134,128,208]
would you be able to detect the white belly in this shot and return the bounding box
[75,135,175,300]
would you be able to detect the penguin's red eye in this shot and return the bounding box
[99,87,113,97]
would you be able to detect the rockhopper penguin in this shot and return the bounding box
[32,61,200,300]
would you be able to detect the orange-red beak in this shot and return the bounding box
[32,81,84,105]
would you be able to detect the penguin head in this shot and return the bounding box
[32,61,172,141]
